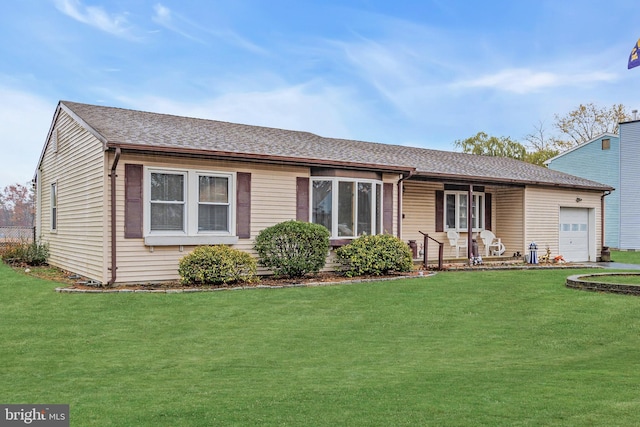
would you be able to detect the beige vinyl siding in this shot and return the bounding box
[113,154,309,283]
[524,187,602,260]
[493,187,525,256]
[38,110,107,282]
[401,180,439,257]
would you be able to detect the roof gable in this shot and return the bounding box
[544,133,618,165]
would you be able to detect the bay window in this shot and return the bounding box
[311,177,382,238]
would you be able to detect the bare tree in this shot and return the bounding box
[553,103,632,148]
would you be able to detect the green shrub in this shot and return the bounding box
[335,234,413,277]
[1,239,49,266]
[178,245,257,286]
[254,220,330,278]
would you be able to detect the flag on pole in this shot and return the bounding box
[629,38,640,69]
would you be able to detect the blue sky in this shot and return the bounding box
[0,0,638,190]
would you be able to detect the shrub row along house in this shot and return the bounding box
[34,101,613,285]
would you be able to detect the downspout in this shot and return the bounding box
[601,190,611,250]
[397,170,416,238]
[108,147,121,286]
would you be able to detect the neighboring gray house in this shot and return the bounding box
[545,133,619,248]
[619,119,640,250]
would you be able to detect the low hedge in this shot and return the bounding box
[178,245,257,286]
[254,220,330,278]
[335,234,413,277]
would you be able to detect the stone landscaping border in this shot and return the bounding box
[55,272,435,293]
[566,272,640,296]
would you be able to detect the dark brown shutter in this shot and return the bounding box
[435,190,444,232]
[383,183,393,234]
[484,193,492,231]
[236,172,251,239]
[124,164,143,239]
[296,177,310,222]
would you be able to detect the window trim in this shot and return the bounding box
[310,176,383,239]
[444,190,485,232]
[143,167,238,246]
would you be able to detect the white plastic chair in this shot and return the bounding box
[480,230,505,256]
[447,230,468,258]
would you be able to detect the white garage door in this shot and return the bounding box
[559,208,589,262]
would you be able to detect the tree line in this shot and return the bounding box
[0,183,34,227]
[454,103,633,166]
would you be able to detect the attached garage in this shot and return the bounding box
[559,207,594,262]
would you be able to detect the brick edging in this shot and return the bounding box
[566,272,640,296]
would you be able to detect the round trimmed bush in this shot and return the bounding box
[335,234,414,277]
[254,220,330,278]
[178,245,257,286]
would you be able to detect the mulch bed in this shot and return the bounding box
[10,264,427,292]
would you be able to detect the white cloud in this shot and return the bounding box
[452,68,618,94]
[152,3,202,43]
[0,86,54,189]
[151,3,267,54]
[53,0,135,39]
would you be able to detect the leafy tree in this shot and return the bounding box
[524,148,559,167]
[453,132,527,160]
[553,103,632,148]
[0,183,34,227]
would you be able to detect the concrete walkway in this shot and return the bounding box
[583,262,640,270]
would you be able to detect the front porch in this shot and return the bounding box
[401,179,526,264]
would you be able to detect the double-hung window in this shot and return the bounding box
[311,178,383,238]
[445,191,484,231]
[50,182,58,231]
[145,168,235,244]
[150,172,186,232]
[197,175,230,232]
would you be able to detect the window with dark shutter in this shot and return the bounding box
[236,172,251,238]
[484,193,492,230]
[125,164,143,238]
[435,190,444,232]
[296,177,310,222]
[383,183,393,234]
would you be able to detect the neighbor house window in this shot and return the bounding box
[444,191,484,231]
[50,182,57,231]
[602,138,610,150]
[311,178,382,238]
[146,168,234,236]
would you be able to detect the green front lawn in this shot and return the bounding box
[2,262,640,426]
[610,250,640,264]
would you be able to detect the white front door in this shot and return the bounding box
[559,208,589,262]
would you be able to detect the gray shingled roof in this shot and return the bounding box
[60,101,612,191]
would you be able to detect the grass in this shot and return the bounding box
[610,249,640,264]
[3,262,640,426]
